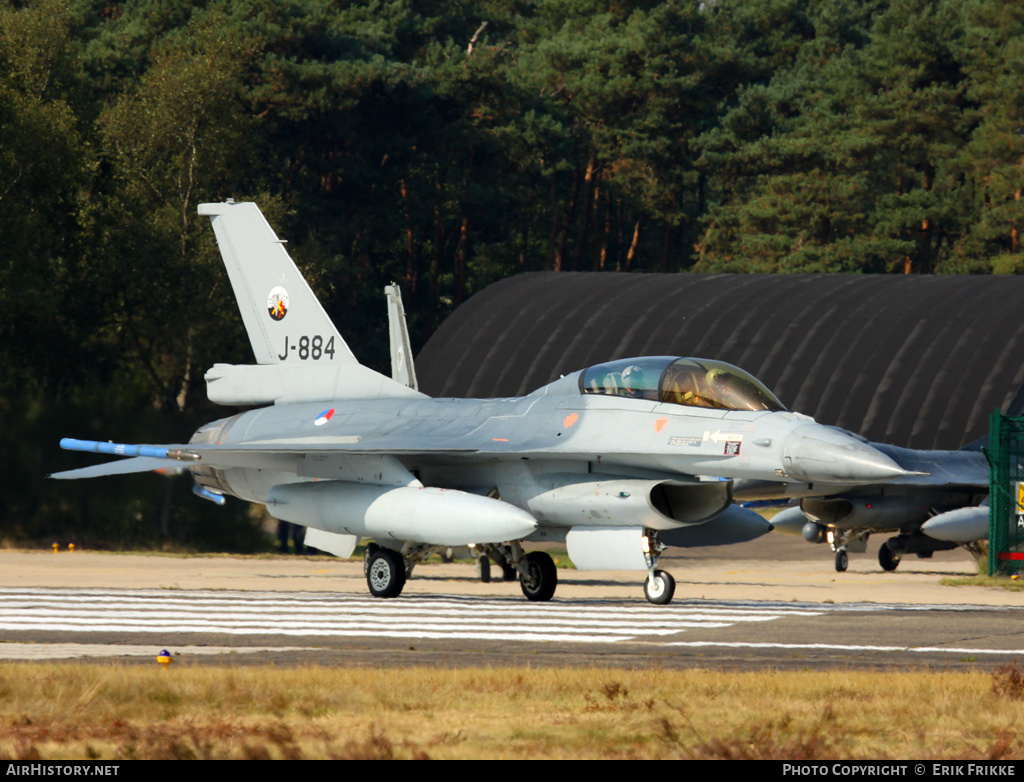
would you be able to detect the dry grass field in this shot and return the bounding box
[1,663,1023,759]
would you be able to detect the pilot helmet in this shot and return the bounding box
[706,367,727,385]
[621,365,645,389]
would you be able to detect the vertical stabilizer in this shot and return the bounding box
[198,201,357,366]
[386,283,418,391]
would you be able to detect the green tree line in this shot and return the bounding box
[2,0,1021,547]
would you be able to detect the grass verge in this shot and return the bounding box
[1,664,1023,759]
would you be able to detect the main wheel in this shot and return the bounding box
[644,569,676,605]
[878,544,901,572]
[366,548,406,598]
[476,555,491,583]
[835,549,849,572]
[519,551,557,602]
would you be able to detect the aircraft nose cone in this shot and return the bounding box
[782,425,911,484]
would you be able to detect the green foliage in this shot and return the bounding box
[2,0,1022,548]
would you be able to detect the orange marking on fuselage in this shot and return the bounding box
[563,412,580,429]
[654,417,667,433]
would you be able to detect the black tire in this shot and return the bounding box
[366,548,406,598]
[477,555,491,583]
[644,570,676,605]
[878,543,901,572]
[501,563,517,582]
[835,549,849,572]
[519,551,557,602]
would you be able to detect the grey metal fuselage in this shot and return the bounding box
[190,370,896,536]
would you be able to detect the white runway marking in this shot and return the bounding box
[670,641,1024,656]
[1,588,1018,659]
[0,586,819,646]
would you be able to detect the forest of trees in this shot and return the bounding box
[2,0,1022,547]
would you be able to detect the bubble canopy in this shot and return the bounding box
[579,357,787,412]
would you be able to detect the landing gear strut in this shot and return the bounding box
[476,543,520,582]
[643,531,675,605]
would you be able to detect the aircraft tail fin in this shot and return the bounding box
[962,377,1024,450]
[1005,379,1024,418]
[198,201,356,366]
[385,283,418,391]
[199,201,426,403]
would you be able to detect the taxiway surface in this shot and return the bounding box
[0,539,1020,670]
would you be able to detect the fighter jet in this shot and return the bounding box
[53,201,916,604]
[736,438,990,572]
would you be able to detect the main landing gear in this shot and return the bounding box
[518,551,558,601]
[365,546,406,598]
[361,540,561,601]
[479,542,559,601]
[878,543,901,572]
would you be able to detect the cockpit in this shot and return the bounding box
[579,357,787,412]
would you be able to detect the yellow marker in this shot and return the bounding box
[52,543,59,553]
[68,543,75,553]
[157,650,173,666]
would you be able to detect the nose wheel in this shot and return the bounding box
[835,549,849,572]
[644,569,675,604]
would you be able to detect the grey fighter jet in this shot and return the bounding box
[737,440,990,572]
[53,202,915,604]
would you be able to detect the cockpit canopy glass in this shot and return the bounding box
[579,357,787,412]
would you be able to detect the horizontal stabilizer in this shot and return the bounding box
[205,363,425,405]
[50,456,185,480]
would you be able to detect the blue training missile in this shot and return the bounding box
[192,485,227,505]
[60,438,201,462]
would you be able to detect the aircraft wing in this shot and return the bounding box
[55,437,483,478]
[58,426,655,475]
